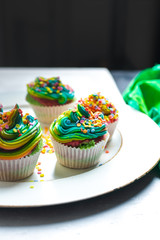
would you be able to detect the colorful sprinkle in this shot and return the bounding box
[79,93,118,124]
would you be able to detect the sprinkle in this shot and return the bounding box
[77,123,81,127]
[105,150,109,153]
[83,129,87,134]
[37,171,41,174]
[41,149,46,154]
[22,129,27,133]
[48,149,54,153]
[16,124,20,128]
[40,180,44,182]
[91,128,95,133]
[80,119,84,123]
[38,162,41,165]
[66,119,71,124]
[23,119,28,124]
[26,115,34,122]
[57,86,63,91]
[30,186,34,189]
[40,174,44,177]
[5,124,9,129]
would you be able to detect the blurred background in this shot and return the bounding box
[0,0,159,70]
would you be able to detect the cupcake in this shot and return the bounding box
[50,104,109,169]
[78,93,119,140]
[26,76,75,124]
[0,104,43,181]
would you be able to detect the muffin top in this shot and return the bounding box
[0,104,42,160]
[78,93,118,124]
[27,76,75,105]
[50,104,108,144]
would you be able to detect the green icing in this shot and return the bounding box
[30,138,43,156]
[79,140,95,149]
[50,104,107,143]
[27,76,75,105]
[0,104,42,159]
[26,93,42,106]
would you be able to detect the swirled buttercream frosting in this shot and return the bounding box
[50,104,108,145]
[27,76,75,106]
[78,93,119,123]
[0,104,42,160]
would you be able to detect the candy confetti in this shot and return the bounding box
[41,127,54,154]
[78,93,119,124]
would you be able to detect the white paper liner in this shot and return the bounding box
[29,101,75,124]
[0,150,41,182]
[51,134,110,169]
[108,120,119,140]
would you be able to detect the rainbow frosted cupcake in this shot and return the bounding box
[78,93,119,140]
[0,104,43,181]
[50,104,109,169]
[26,76,75,124]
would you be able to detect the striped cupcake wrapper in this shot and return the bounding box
[29,101,75,124]
[0,150,41,182]
[51,134,109,169]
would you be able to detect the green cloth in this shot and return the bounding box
[123,65,160,127]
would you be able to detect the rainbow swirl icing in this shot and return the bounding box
[0,104,42,160]
[27,76,75,105]
[79,93,119,124]
[50,104,107,144]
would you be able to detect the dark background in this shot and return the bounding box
[0,0,160,70]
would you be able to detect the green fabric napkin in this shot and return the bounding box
[123,65,160,127]
[123,65,160,171]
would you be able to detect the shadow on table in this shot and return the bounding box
[0,167,159,227]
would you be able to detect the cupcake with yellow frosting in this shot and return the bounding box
[0,104,43,181]
[50,104,109,169]
[26,76,75,124]
[79,93,119,140]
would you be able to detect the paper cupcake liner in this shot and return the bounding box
[51,134,109,169]
[0,150,41,182]
[107,120,119,140]
[29,101,75,124]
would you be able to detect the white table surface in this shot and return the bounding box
[0,68,160,240]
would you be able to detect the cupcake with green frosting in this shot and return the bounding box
[49,104,109,169]
[26,76,75,124]
[0,104,43,181]
[79,93,119,140]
